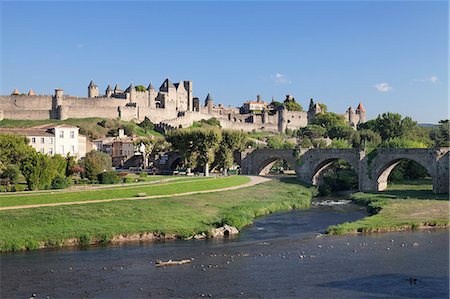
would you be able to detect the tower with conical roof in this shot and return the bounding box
[105,85,113,98]
[88,80,99,98]
[205,93,214,114]
[125,83,135,102]
[147,82,157,108]
[355,101,366,124]
[346,106,355,126]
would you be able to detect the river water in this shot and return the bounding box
[1,199,448,298]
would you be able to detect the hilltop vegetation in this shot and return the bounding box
[0,118,162,140]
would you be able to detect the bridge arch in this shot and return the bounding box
[369,149,438,192]
[240,148,299,175]
[297,149,361,187]
[310,158,359,186]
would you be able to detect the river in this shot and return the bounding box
[1,198,448,298]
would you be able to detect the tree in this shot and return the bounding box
[135,85,146,92]
[327,125,355,140]
[216,130,248,174]
[21,153,58,190]
[318,103,328,112]
[82,151,112,181]
[267,135,295,149]
[167,130,197,170]
[312,112,347,134]
[271,100,283,111]
[328,138,352,149]
[359,112,416,141]
[297,125,326,139]
[430,120,450,147]
[195,129,222,176]
[0,134,35,167]
[0,164,20,185]
[381,137,427,148]
[284,97,303,111]
[352,129,382,148]
[139,117,155,132]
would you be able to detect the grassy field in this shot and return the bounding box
[327,180,449,234]
[0,118,162,139]
[0,176,250,207]
[0,178,313,251]
[0,176,203,197]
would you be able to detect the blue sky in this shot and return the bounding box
[1,1,448,123]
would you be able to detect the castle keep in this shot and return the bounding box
[0,79,366,133]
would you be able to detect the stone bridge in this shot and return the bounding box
[239,148,449,194]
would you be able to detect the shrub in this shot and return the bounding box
[51,176,72,189]
[98,171,120,184]
[0,164,21,185]
[139,172,148,177]
[123,177,134,183]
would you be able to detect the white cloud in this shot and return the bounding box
[414,75,438,83]
[429,75,438,83]
[374,82,392,92]
[272,73,291,84]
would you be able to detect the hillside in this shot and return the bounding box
[0,118,163,140]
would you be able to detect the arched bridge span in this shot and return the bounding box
[239,147,449,194]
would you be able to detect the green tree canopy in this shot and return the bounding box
[297,125,327,139]
[430,120,450,147]
[216,130,248,171]
[284,97,303,111]
[139,117,155,132]
[381,137,427,148]
[82,151,113,181]
[327,125,355,140]
[351,129,382,148]
[359,112,417,141]
[267,135,295,149]
[0,134,35,168]
[135,85,147,92]
[312,112,347,133]
[328,138,352,149]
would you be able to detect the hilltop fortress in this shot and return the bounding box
[0,79,366,133]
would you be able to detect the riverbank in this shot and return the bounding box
[0,177,313,251]
[326,181,449,234]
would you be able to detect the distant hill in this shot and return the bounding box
[418,123,438,128]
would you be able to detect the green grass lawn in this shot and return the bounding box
[327,181,449,235]
[0,176,202,197]
[0,176,250,207]
[0,178,313,251]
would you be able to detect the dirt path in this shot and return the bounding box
[0,176,271,211]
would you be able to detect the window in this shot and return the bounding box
[48,148,53,155]
[70,131,75,139]
[49,138,53,144]
[32,137,36,143]
[60,145,64,154]
[71,145,75,153]
[41,138,45,144]
[40,148,44,154]
[59,131,64,138]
